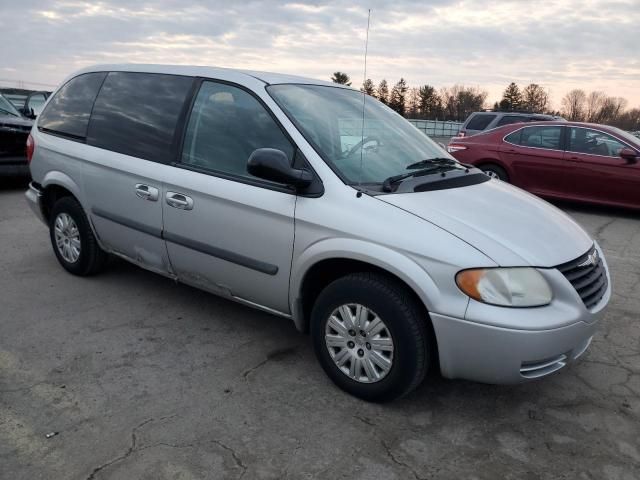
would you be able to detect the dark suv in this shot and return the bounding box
[0,92,33,176]
[459,111,564,137]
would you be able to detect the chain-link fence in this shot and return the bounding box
[407,119,463,139]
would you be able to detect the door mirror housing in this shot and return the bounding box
[619,147,638,164]
[247,148,313,188]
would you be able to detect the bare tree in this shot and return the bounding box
[522,84,549,113]
[440,85,488,121]
[406,87,420,118]
[617,108,640,131]
[561,89,587,121]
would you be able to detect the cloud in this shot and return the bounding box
[1,0,638,107]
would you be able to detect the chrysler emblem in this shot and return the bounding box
[578,250,598,268]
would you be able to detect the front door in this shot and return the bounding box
[564,126,640,207]
[162,80,297,314]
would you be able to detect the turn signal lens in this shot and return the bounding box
[456,268,552,307]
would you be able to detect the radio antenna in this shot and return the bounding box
[358,8,371,192]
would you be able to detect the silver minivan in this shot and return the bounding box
[25,65,610,401]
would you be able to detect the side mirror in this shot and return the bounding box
[620,147,638,164]
[247,148,313,188]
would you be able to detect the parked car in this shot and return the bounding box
[26,65,610,401]
[0,88,51,118]
[0,92,33,176]
[458,111,564,137]
[447,121,640,210]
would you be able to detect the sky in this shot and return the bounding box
[1,0,639,109]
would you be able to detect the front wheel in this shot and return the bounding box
[311,273,430,402]
[479,163,508,182]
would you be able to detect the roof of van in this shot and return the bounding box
[74,64,351,89]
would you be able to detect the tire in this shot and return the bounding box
[311,272,430,402]
[479,164,508,182]
[49,196,107,276]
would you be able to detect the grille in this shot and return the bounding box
[556,246,608,310]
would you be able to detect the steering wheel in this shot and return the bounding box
[344,136,382,158]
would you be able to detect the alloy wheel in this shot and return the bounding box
[54,213,81,263]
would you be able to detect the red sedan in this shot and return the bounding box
[447,121,640,210]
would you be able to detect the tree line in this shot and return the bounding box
[330,72,640,131]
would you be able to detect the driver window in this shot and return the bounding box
[568,128,625,157]
[181,81,294,179]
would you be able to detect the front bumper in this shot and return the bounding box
[25,182,47,225]
[431,311,601,384]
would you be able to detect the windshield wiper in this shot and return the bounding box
[405,157,458,169]
[382,165,453,192]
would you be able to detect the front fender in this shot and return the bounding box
[289,237,445,332]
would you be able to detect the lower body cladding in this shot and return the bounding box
[431,310,603,384]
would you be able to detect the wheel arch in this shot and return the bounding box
[290,239,440,332]
[40,171,83,222]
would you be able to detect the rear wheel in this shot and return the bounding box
[311,272,430,402]
[49,197,107,276]
[479,164,508,182]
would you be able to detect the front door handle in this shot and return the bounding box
[135,184,159,201]
[166,192,194,210]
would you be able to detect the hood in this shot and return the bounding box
[380,179,593,267]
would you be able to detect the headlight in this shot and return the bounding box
[456,268,552,307]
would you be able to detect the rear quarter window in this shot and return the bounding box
[87,72,194,163]
[38,72,107,139]
[465,114,496,131]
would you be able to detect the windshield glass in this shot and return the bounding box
[611,127,640,148]
[268,84,459,184]
[0,94,21,117]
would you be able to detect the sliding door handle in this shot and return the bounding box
[135,184,159,201]
[166,192,194,210]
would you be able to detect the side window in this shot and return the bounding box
[519,126,562,150]
[465,114,496,131]
[181,81,294,180]
[568,128,626,157]
[496,115,525,127]
[504,129,522,145]
[38,72,107,139]
[87,72,193,163]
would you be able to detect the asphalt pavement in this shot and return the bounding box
[1,177,639,480]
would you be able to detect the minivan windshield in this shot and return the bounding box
[268,84,462,185]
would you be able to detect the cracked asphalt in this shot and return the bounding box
[1,177,639,480]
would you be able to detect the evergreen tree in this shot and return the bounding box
[331,72,351,86]
[389,78,408,115]
[522,84,549,113]
[501,82,523,111]
[361,78,376,96]
[418,85,442,118]
[377,79,389,105]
